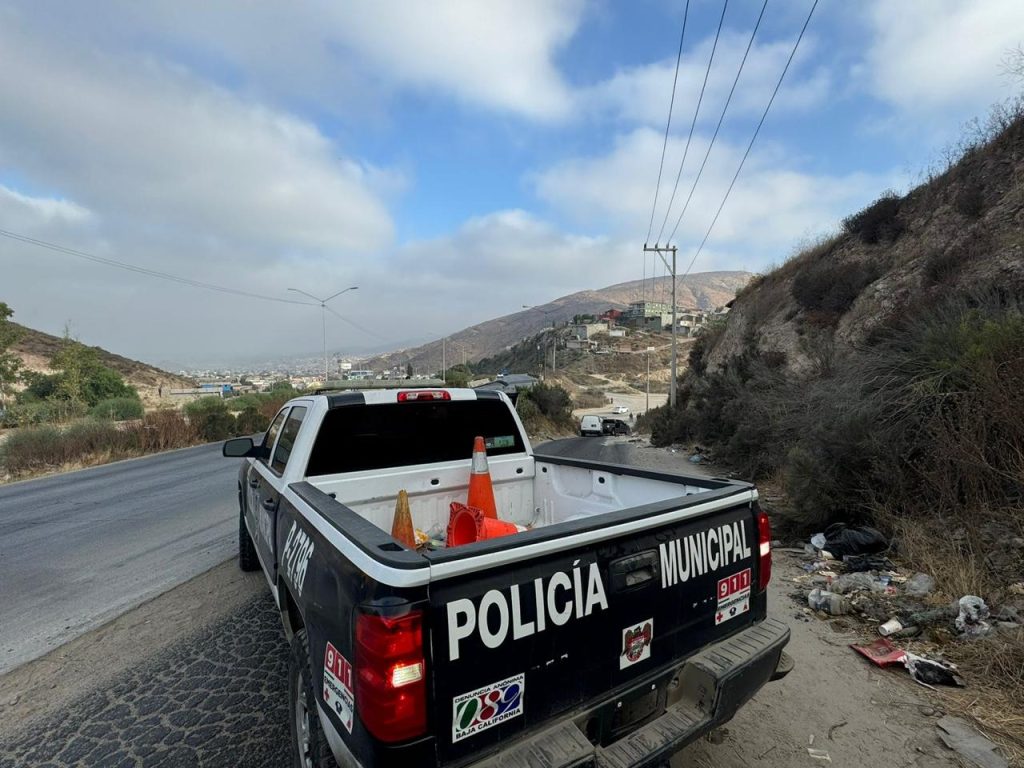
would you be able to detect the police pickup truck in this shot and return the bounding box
[222,388,791,768]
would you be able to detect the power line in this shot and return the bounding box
[0,228,317,307]
[676,0,819,286]
[655,0,730,244]
[324,305,387,341]
[666,0,768,245]
[644,0,691,245]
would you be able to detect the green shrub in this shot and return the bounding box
[842,191,904,243]
[235,406,269,434]
[3,399,87,426]
[62,420,128,456]
[524,383,573,426]
[0,426,63,474]
[791,259,881,315]
[90,397,144,421]
[183,396,228,418]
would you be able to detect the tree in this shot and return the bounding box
[444,364,471,388]
[0,302,24,410]
[406,362,413,379]
[49,325,137,407]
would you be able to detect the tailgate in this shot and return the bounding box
[427,501,760,764]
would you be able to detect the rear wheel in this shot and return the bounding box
[289,629,335,768]
[238,491,260,572]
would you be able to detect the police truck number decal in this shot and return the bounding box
[715,568,751,625]
[323,642,354,733]
[446,562,608,661]
[282,522,314,596]
[659,520,752,589]
[452,674,524,742]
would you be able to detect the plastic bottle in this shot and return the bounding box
[808,588,850,615]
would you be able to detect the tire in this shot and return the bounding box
[289,629,336,768]
[238,492,261,572]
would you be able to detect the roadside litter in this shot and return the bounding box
[904,572,936,597]
[813,523,888,558]
[955,596,991,638]
[936,716,1008,768]
[808,589,850,616]
[849,638,964,688]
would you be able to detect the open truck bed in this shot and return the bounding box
[223,388,791,767]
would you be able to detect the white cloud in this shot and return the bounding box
[581,31,830,127]
[0,18,395,260]
[0,185,93,228]
[860,0,1024,115]
[40,0,583,123]
[534,128,901,263]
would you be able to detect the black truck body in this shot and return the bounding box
[223,388,791,767]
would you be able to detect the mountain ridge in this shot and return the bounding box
[363,270,750,372]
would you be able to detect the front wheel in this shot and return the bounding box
[289,629,335,768]
[238,492,260,572]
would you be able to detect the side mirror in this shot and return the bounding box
[223,437,258,458]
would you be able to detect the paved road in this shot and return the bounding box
[0,443,240,674]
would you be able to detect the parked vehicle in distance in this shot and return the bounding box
[223,387,791,767]
[602,418,631,436]
[611,405,629,414]
[580,413,604,436]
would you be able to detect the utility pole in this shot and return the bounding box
[442,336,446,381]
[288,286,358,386]
[646,346,655,413]
[643,244,678,408]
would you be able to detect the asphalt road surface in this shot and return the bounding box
[0,442,239,674]
[0,437,965,767]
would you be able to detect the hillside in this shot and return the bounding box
[648,102,1024,577]
[364,270,749,372]
[10,322,193,399]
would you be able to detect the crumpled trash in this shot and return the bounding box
[688,454,704,464]
[955,595,991,637]
[820,523,888,558]
[832,572,887,594]
[936,716,1008,768]
[843,553,897,572]
[807,748,832,762]
[905,653,965,688]
[808,588,850,615]
[905,572,936,597]
[810,532,828,550]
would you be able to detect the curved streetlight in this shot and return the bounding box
[288,286,359,385]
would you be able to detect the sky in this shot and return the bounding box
[2,0,1023,367]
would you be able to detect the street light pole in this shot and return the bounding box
[288,286,359,385]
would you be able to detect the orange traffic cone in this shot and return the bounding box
[466,436,497,519]
[447,502,524,547]
[391,489,416,549]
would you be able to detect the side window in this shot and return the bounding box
[261,408,289,462]
[271,407,307,475]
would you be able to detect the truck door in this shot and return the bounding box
[246,406,306,577]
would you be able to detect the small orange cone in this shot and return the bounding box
[391,489,416,548]
[447,502,524,547]
[466,436,497,519]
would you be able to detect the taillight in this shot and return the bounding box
[355,609,427,742]
[756,508,772,591]
[397,390,450,402]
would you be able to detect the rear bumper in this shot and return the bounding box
[472,617,791,768]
